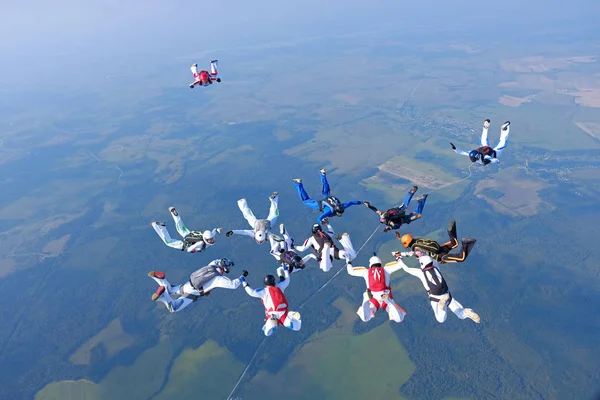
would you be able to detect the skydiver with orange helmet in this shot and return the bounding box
[151,206,222,253]
[394,220,476,264]
[226,192,279,245]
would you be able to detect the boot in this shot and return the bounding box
[447,220,457,241]
[464,308,481,323]
[152,286,166,301]
[148,271,166,279]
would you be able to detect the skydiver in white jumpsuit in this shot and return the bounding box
[346,256,407,323]
[148,258,246,313]
[241,267,301,336]
[450,119,510,165]
[226,192,279,245]
[396,253,480,324]
[151,206,221,253]
[294,221,356,272]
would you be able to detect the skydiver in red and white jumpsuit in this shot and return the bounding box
[346,256,407,323]
[241,266,301,336]
[189,60,220,88]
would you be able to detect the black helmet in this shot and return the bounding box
[264,274,277,286]
[312,223,322,234]
[334,205,344,216]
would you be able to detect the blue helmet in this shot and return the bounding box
[468,150,479,162]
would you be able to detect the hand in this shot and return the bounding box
[239,276,246,283]
[450,143,456,150]
[321,218,329,225]
[242,270,249,277]
[226,231,233,237]
[283,265,289,271]
[395,231,401,239]
[393,251,402,260]
[363,201,370,208]
[358,200,364,205]
[383,226,391,232]
[216,228,223,234]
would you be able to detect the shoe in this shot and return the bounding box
[269,191,279,200]
[292,178,302,184]
[288,311,301,320]
[169,207,178,217]
[148,271,166,279]
[410,185,418,194]
[193,63,198,67]
[279,223,286,235]
[319,168,326,176]
[210,60,217,63]
[152,286,166,301]
[189,84,194,89]
[464,308,481,323]
[415,194,428,201]
[438,293,450,310]
[153,221,166,227]
[483,119,491,129]
[447,220,457,239]
[501,121,510,131]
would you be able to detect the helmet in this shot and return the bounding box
[468,150,479,162]
[203,230,216,244]
[264,274,277,286]
[418,255,434,269]
[218,258,234,273]
[369,256,382,267]
[291,254,305,270]
[312,224,322,234]
[400,234,413,248]
[334,205,344,216]
[255,231,266,244]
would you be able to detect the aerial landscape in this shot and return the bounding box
[1,1,600,399]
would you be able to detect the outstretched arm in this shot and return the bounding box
[363,202,381,214]
[294,237,315,252]
[342,200,363,209]
[317,209,334,223]
[401,265,429,290]
[243,285,265,299]
[450,143,470,156]
[230,229,255,237]
[346,262,368,278]
[384,259,409,275]
[277,268,291,291]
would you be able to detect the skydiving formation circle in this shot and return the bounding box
[143,61,513,398]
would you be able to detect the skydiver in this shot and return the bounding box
[395,253,480,323]
[346,255,407,323]
[395,220,476,264]
[364,185,428,232]
[226,192,279,245]
[268,224,314,275]
[148,258,246,313]
[292,168,364,223]
[189,60,221,88]
[450,119,510,165]
[151,206,221,253]
[294,220,356,272]
[241,266,302,337]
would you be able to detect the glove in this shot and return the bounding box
[450,142,456,150]
[239,276,246,283]
[321,217,329,225]
[226,231,233,237]
[283,265,289,271]
[242,270,249,277]
[216,228,222,234]
[358,200,364,205]
[383,226,391,232]
[363,201,370,208]
[395,231,401,239]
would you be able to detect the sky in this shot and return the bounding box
[1,0,598,96]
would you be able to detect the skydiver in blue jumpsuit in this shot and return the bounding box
[292,168,364,223]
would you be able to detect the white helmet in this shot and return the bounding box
[419,255,434,269]
[255,231,266,244]
[203,230,216,244]
[369,256,382,267]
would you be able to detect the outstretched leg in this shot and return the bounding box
[384,299,407,323]
[191,63,198,76]
[237,199,258,228]
[337,233,357,261]
[292,179,321,210]
[448,298,480,322]
[210,60,218,76]
[319,169,331,198]
[283,312,302,331]
[266,193,280,224]
[151,222,185,250]
[441,238,476,263]
[440,220,459,250]
[480,119,491,147]
[169,207,191,238]
[400,186,418,210]
[493,121,510,156]
[356,292,376,322]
